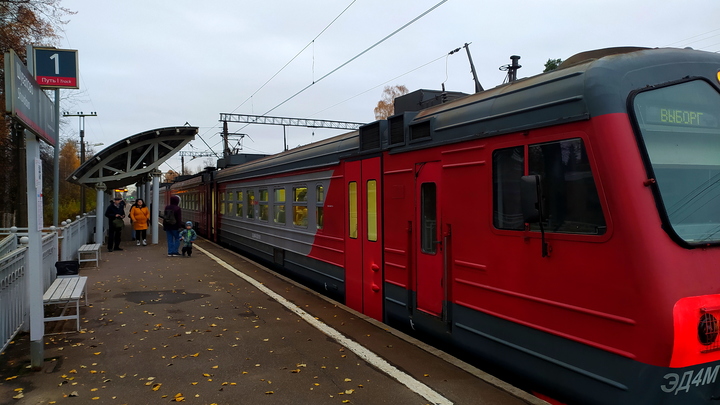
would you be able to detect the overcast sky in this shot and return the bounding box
[55,0,720,175]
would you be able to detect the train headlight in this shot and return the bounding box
[698,313,719,345]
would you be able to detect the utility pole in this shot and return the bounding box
[62,111,97,214]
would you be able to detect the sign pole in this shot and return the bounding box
[25,128,44,369]
[53,89,60,226]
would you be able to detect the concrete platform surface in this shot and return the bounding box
[0,227,548,405]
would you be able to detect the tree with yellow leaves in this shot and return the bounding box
[373,85,409,120]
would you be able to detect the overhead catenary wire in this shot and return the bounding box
[259,0,449,118]
[310,53,449,118]
[186,1,359,159]
[228,0,358,115]
[664,28,720,47]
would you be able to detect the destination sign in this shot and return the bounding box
[644,106,718,128]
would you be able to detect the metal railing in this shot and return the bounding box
[0,246,27,354]
[0,214,94,353]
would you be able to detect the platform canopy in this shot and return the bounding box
[68,126,197,190]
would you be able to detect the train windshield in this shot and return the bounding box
[633,80,720,245]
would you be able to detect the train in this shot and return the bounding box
[160,47,720,404]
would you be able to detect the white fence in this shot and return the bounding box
[0,214,96,353]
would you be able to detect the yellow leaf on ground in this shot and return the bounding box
[152,383,162,391]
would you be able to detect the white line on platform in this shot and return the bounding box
[196,244,453,405]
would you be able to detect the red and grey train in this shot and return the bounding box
[162,47,720,404]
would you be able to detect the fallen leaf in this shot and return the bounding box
[265,391,274,395]
[152,383,162,391]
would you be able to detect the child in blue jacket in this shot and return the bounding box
[180,221,197,257]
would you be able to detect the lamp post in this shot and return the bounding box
[63,111,97,214]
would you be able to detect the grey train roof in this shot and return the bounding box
[359,47,720,154]
[182,47,720,185]
[213,130,359,182]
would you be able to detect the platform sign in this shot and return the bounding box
[33,48,79,89]
[4,49,57,145]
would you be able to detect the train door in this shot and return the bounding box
[210,184,217,242]
[345,158,384,321]
[415,161,444,317]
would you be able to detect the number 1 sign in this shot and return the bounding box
[33,48,79,89]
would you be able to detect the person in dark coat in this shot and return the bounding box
[105,197,126,252]
[163,195,182,256]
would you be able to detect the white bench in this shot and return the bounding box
[78,243,102,267]
[43,276,88,332]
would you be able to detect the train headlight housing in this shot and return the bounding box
[698,313,719,345]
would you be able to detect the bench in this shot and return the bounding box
[78,243,102,267]
[43,276,88,332]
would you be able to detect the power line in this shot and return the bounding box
[310,53,448,117]
[664,28,720,47]
[260,0,449,117]
[228,0,358,115]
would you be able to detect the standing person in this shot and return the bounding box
[130,198,150,246]
[104,197,125,252]
[163,195,182,256]
[128,200,138,241]
[180,221,197,257]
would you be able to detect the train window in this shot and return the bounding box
[633,80,720,244]
[247,190,255,219]
[367,180,378,242]
[220,192,226,215]
[493,140,606,235]
[228,202,235,217]
[292,186,308,227]
[316,185,324,230]
[421,183,437,254]
[349,182,358,239]
[528,138,605,234]
[493,146,525,230]
[259,189,269,221]
[274,188,286,224]
[236,191,243,217]
[294,186,308,202]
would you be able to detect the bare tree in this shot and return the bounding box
[0,0,74,223]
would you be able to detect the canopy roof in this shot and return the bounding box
[68,126,197,190]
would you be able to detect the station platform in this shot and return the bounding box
[0,225,548,405]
